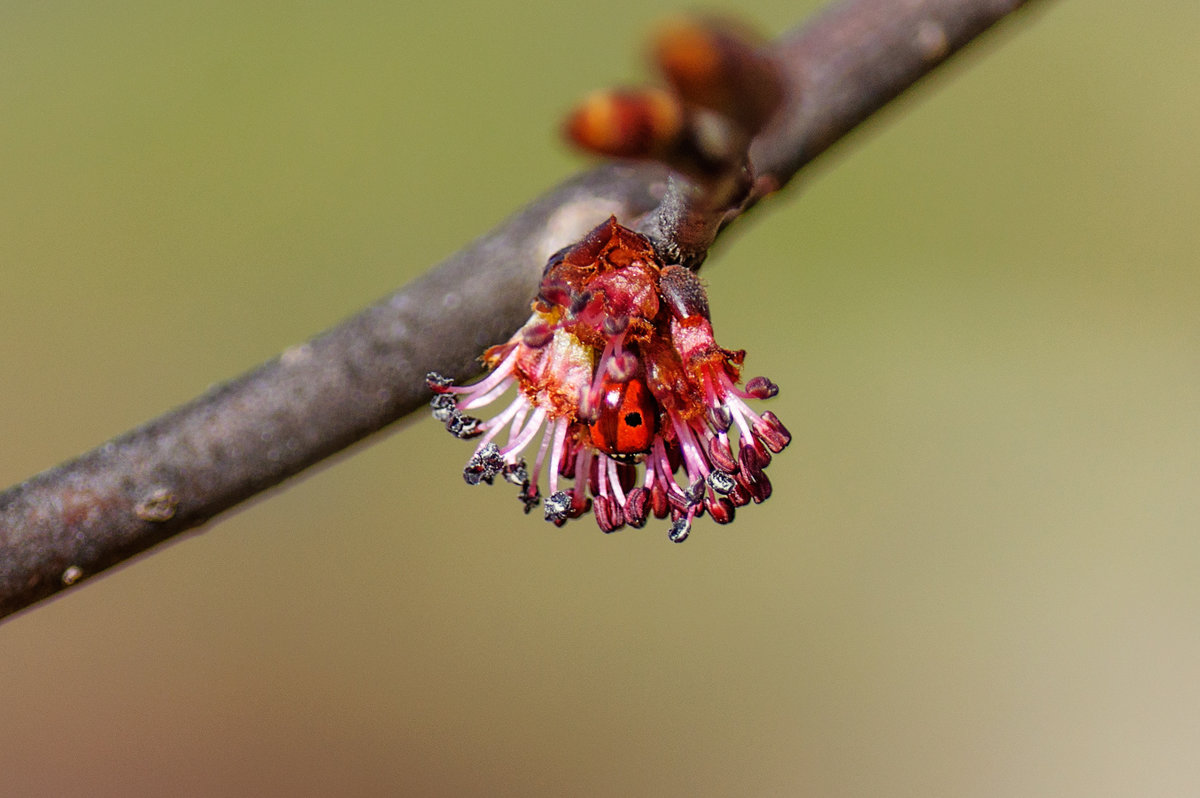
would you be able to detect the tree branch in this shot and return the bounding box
[0,0,1040,621]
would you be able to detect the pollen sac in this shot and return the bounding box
[521,322,554,349]
[464,443,505,485]
[682,478,706,508]
[519,486,541,514]
[706,470,736,495]
[502,460,529,486]
[544,490,572,523]
[667,517,691,543]
[706,404,732,433]
[430,393,458,422]
[745,376,779,399]
[593,495,626,533]
[426,372,454,392]
[623,487,650,528]
[445,413,482,439]
[428,216,789,542]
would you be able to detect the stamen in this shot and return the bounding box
[522,322,555,349]
[430,393,458,422]
[473,396,525,450]
[605,456,628,506]
[461,376,515,410]
[502,405,548,459]
[744,376,780,399]
[527,419,556,488]
[544,490,572,523]
[460,347,520,399]
[671,416,710,480]
[667,516,691,543]
[546,418,569,496]
[706,470,736,494]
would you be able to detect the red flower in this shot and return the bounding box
[428,217,789,541]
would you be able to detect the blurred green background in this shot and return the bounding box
[2,1,1198,796]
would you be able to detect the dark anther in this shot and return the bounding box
[430,393,458,422]
[738,444,765,481]
[683,478,706,507]
[519,485,541,514]
[706,470,736,495]
[544,490,572,523]
[502,459,529,486]
[650,484,671,518]
[445,413,483,439]
[522,322,555,349]
[614,461,638,492]
[706,404,732,433]
[602,315,630,337]
[569,289,594,316]
[463,443,505,485]
[537,278,573,309]
[667,517,691,543]
[745,376,779,399]
[594,495,626,533]
[705,494,735,524]
[750,472,772,504]
[707,436,737,473]
[606,350,639,382]
[426,372,454,392]
[756,411,792,453]
[623,487,649,528]
[568,493,592,518]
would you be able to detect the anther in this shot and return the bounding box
[446,413,483,439]
[544,490,572,523]
[502,460,529,486]
[706,470,736,495]
[706,404,732,433]
[705,494,735,524]
[606,351,639,382]
[569,289,594,317]
[650,484,671,518]
[463,443,505,485]
[522,323,554,349]
[667,517,692,543]
[602,315,630,337]
[623,487,650,528]
[745,376,779,399]
[519,485,541,514]
[755,411,792,453]
[430,393,458,422]
[594,496,625,533]
[707,437,737,473]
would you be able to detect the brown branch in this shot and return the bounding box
[0,0,1041,622]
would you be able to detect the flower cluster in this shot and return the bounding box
[427,217,789,541]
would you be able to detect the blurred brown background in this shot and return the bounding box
[2,1,1198,795]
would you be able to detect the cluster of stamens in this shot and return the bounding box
[428,216,789,542]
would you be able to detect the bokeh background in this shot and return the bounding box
[2,1,1198,796]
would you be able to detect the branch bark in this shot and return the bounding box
[0,0,1040,621]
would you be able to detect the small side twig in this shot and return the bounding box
[0,0,1039,622]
